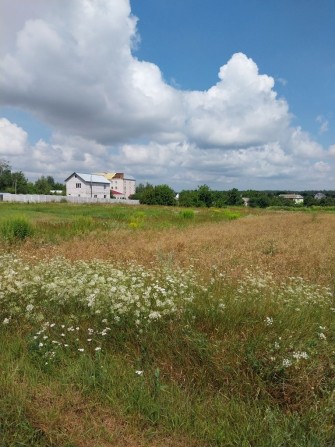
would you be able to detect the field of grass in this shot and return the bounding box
[0,202,334,446]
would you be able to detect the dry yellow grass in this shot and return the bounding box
[21,210,335,286]
[26,384,197,447]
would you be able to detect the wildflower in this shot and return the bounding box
[95,347,101,351]
[319,333,326,340]
[292,351,309,360]
[3,318,10,325]
[265,317,273,326]
[135,370,144,376]
[78,348,84,352]
[282,358,292,368]
[26,304,34,312]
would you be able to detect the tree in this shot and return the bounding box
[197,185,213,207]
[46,176,55,187]
[130,183,153,200]
[0,161,29,193]
[226,188,243,206]
[10,171,29,194]
[139,184,156,204]
[153,184,176,206]
[0,160,12,191]
[179,190,202,207]
[34,176,52,194]
[138,183,176,206]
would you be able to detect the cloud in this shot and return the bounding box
[277,77,288,87]
[314,161,331,172]
[184,53,290,148]
[0,118,27,155]
[0,0,332,189]
[0,0,181,143]
[288,127,324,158]
[316,115,329,134]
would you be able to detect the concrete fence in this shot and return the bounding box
[0,193,139,205]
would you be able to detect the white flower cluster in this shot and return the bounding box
[282,351,309,368]
[0,254,199,326]
[236,269,332,307]
[278,277,333,306]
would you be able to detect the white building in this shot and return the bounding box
[96,172,136,199]
[278,194,304,204]
[65,172,110,198]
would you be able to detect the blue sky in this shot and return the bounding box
[0,0,334,190]
[132,0,335,146]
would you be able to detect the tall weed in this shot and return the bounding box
[0,216,33,243]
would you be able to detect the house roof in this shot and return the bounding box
[111,189,124,195]
[124,174,135,181]
[315,192,326,199]
[65,172,110,184]
[279,194,303,200]
[95,172,116,181]
[95,172,135,181]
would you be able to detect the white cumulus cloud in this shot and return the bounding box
[0,118,27,155]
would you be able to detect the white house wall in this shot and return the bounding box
[125,179,136,198]
[109,178,136,198]
[66,175,109,198]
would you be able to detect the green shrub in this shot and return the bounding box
[0,216,34,243]
[179,209,195,219]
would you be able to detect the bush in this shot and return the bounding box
[0,216,34,243]
[179,209,195,219]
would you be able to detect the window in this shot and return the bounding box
[76,183,81,188]
[94,195,97,198]
[104,195,106,198]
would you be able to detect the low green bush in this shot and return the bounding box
[0,216,34,243]
[179,209,195,219]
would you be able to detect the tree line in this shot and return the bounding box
[0,160,65,195]
[131,183,335,208]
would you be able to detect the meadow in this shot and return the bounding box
[0,202,334,446]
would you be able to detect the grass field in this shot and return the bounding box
[0,202,334,446]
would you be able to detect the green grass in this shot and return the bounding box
[0,254,334,446]
[0,203,247,245]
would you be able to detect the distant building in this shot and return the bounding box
[65,172,110,199]
[314,192,326,200]
[278,194,304,204]
[95,172,136,199]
